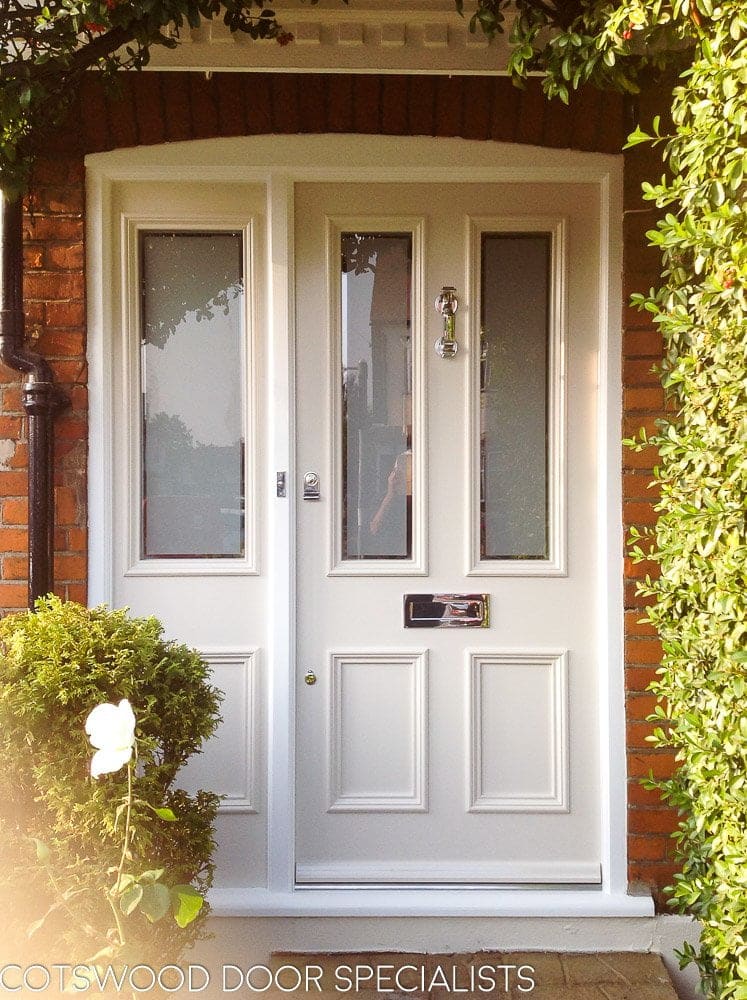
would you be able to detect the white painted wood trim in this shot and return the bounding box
[596,168,627,899]
[465,216,567,577]
[144,1,514,76]
[296,859,600,885]
[327,217,427,577]
[85,135,620,184]
[86,170,115,607]
[266,172,297,895]
[208,888,654,918]
[86,135,633,913]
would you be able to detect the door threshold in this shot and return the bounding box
[295,883,601,891]
[295,861,602,886]
[208,887,655,918]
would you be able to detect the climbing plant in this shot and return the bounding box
[0,0,303,192]
[487,2,746,997]
[1,0,745,995]
[0,0,672,191]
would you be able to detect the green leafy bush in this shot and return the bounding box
[0,596,222,967]
[473,1,747,995]
[619,7,747,996]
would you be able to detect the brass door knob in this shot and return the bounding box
[304,670,317,685]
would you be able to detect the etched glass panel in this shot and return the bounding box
[480,233,550,560]
[340,233,412,560]
[140,231,245,558]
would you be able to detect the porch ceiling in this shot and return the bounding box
[146,0,514,75]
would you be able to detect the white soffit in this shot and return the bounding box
[146,0,513,74]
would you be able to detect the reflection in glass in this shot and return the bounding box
[480,233,550,560]
[140,231,245,558]
[340,233,413,560]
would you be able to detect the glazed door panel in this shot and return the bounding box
[294,182,603,885]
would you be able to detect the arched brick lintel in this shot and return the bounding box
[75,72,626,158]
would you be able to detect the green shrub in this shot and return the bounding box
[0,596,222,967]
[499,0,747,992]
[621,10,747,993]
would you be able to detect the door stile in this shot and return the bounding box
[266,172,297,893]
[594,169,627,897]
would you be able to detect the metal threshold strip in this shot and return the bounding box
[294,861,603,885]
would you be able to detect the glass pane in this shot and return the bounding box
[340,232,413,560]
[480,233,550,560]
[140,231,245,559]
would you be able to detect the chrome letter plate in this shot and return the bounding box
[404,593,489,628]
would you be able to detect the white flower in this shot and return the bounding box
[85,699,136,778]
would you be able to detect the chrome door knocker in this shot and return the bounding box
[434,286,459,358]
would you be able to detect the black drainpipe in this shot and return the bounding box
[0,190,68,608]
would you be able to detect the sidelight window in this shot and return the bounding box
[139,231,246,559]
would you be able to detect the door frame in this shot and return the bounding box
[86,133,651,917]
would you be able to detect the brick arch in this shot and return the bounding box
[77,72,625,157]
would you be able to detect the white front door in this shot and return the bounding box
[94,139,629,907]
[294,181,603,886]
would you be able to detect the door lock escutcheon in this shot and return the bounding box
[303,472,321,501]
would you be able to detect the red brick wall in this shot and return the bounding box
[0,152,88,612]
[621,91,678,905]
[0,71,677,901]
[76,73,624,153]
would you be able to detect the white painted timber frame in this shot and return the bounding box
[86,134,652,919]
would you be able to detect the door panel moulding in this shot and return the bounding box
[467,651,569,814]
[178,649,260,814]
[85,134,640,917]
[327,651,429,813]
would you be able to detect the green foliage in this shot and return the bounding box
[0,0,351,192]
[461,0,701,102]
[499,2,747,997]
[626,42,747,996]
[0,596,222,966]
